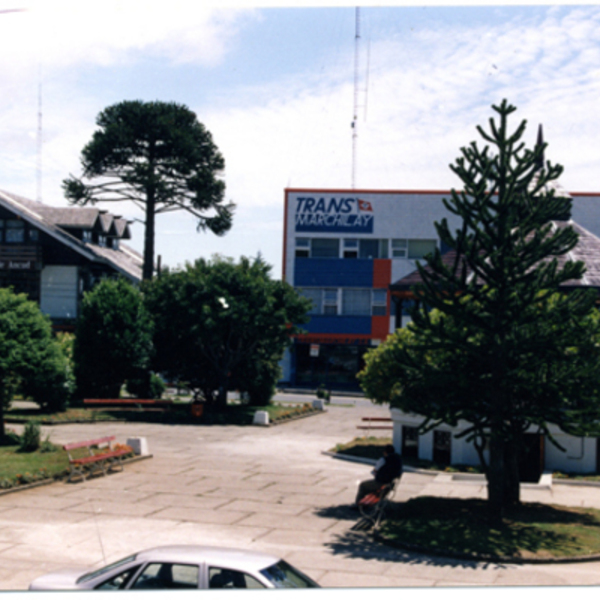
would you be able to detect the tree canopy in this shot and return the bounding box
[0,288,70,439]
[63,100,234,280]
[73,278,154,399]
[144,256,311,408]
[358,100,600,518]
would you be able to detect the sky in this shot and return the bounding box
[0,1,600,277]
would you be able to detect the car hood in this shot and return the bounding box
[29,567,90,590]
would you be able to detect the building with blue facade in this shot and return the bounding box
[281,187,600,392]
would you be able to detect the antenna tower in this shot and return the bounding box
[36,66,42,202]
[351,7,360,189]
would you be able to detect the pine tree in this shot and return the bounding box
[359,100,600,518]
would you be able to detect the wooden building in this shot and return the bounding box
[0,190,142,328]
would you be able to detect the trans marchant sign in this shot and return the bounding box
[295,196,374,233]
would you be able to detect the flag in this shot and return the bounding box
[357,199,373,212]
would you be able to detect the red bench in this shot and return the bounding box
[84,399,173,412]
[63,436,132,483]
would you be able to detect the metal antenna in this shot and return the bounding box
[351,7,360,189]
[36,64,42,202]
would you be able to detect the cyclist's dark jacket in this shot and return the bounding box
[375,452,403,484]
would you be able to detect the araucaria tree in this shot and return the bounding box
[358,100,600,518]
[144,256,311,409]
[63,100,234,280]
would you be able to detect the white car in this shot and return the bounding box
[28,545,320,590]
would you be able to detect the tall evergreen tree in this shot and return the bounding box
[63,100,234,280]
[359,100,600,518]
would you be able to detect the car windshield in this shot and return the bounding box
[77,554,138,584]
[260,560,319,588]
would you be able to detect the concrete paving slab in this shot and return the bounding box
[222,499,311,516]
[149,506,252,525]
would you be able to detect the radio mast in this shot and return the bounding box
[351,7,360,189]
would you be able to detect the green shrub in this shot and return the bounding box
[19,422,41,452]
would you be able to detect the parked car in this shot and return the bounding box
[28,545,320,590]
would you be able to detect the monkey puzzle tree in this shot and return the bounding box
[359,100,600,519]
[63,100,234,280]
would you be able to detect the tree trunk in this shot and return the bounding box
[143,190,156,281]
[487,432,506,521]
[503,430,521,507]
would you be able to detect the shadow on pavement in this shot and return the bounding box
[324,530,509,571]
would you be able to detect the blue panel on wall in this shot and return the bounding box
[303,315,372,334]
[294,258,373,287]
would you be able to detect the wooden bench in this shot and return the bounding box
[63,436,132,483]
[357,417,393,432]
[84,399,173,412]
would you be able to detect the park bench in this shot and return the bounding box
[357,477,400,530]
[84,399,173,412]
[63,436,132,483]
[356,417,393,435]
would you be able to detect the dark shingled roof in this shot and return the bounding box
[0,190,142,282]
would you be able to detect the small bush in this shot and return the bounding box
[19,422,41,452]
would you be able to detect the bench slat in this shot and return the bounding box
[63,436,115,451]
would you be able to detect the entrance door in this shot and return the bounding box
[402,426,419,459]
[433,430,451,466]
[519,433,544,483]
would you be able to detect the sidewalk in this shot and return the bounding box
[1,399,600,589]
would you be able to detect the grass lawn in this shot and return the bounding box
[6,401,320,426]
[380,497,600,559]
[0,444,71,488]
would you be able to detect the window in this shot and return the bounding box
[342,289,370,315]
[392,239,407,258]
[311,238,339,258]
[209,567,265,589]
[98,235,107,248]
[95,568,139,590]
[359,239,388,259]
[295,237,310,258]
[391,239,437,259]
[372,289,387,316]
[343,238,358,259]
[130,563,199,590]
[323,288,338,315]
[5,220,24,243]
[28,228,39,242]
[82,230,93,243]
[408,239,436,259]
[298,288,322,315]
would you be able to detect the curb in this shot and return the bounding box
[0,454,153,496]
[265,408,327,427]
[372,531,600,565]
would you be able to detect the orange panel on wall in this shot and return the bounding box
[373,259,391,288]
[371,315,390,341]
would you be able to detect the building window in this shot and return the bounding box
[5,220,25,243]
[359,239,388,259]
[298,288,322,315]
[311,238,339,258]
[98,235,107,248]
[343,238,358,259]
[28,228,39,242]
[111,238,119,250]
[408,239,436,259]
[392,239,407,258]
[82,230,93,243]
[295,237,310,258]
[323,288,338,315]
[372,289,387,316]
[392,239,437,259]
[342,289,371,315]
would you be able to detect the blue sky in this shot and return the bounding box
[1,2,600,277]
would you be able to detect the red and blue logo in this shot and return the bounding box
[295,196,374,233]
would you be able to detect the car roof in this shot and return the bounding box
[133,545,281,571]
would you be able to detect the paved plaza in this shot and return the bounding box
[2,395,600,589]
